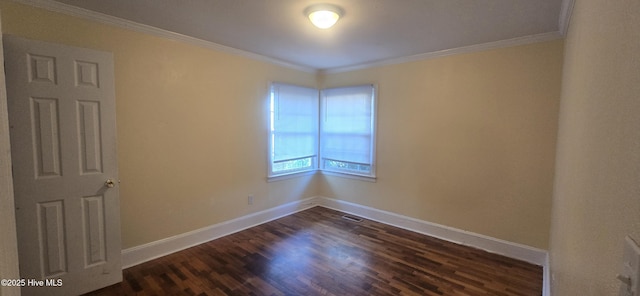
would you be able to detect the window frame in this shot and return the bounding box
[267,82,377,182]
[319,84,377,180]
[267,83,319,179]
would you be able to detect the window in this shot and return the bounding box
[268,83,318,177]
[320,85,376,177]
[268,83,376,180]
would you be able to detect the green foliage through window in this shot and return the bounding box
[324,159,371,174]
[273,157,313,173]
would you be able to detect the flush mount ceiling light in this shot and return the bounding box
[305,4,343,29]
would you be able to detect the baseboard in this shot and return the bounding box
[121,197,318,268]
[314,196,548,266]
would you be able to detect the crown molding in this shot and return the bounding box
[559,0,576,36]
[322,31,563,74]
[12,0,317,73]
[14,0,570,75]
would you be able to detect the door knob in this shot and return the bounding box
[105,179,116,188]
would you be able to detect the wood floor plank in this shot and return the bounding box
[85,207,542,295]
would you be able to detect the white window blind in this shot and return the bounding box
[320,85,376,177]
[269,83,319,176]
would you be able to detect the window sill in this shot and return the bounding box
[319,170,377,183]
[267,169,377,183]
[267,170,317,183]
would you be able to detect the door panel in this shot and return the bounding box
[77,100,103,175]
[5,35,121,296]
[38,200,67,277]
[82,195,107,267]
[32,97,62,178]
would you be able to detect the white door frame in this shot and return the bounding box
[0,10,22,296]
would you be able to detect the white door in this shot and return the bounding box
[4,35,121,296]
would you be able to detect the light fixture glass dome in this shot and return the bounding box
[305,4,343,29]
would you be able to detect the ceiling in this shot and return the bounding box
[48,0,569,71]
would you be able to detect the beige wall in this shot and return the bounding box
[0,8,20,296]
[320,40,563,249]
[0,1,318,249]
[549,0,640,294]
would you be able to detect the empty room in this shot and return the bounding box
[0,0,638,295]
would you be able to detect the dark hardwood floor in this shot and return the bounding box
[85,207,542,295]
